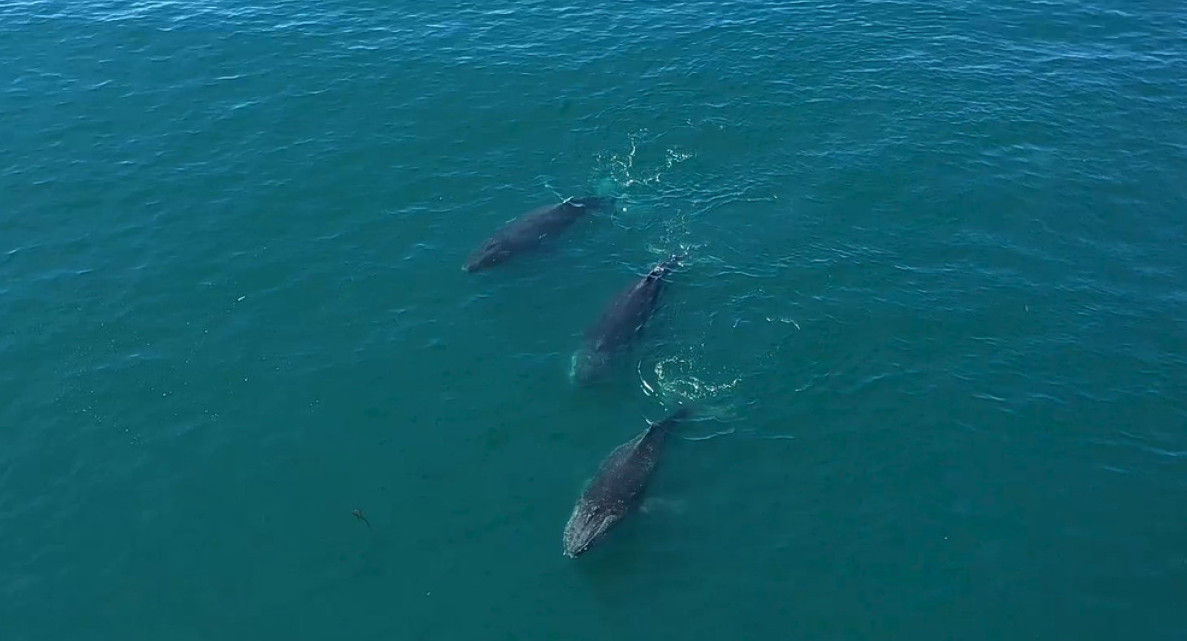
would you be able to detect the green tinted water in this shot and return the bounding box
[2,1,1185,639]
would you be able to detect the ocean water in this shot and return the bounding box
[2,0,1185,639]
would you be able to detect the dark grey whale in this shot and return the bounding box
[463,196,617,272]
[562,407,693,557]
[570,254,682,384]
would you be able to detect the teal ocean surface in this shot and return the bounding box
[2,1,1185,639]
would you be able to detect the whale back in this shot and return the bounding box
[562,408,692,556]
[464,196,616,272]
[584,255,682,352]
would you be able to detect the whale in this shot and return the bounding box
[562,407,693,557]
[463,196,617,272]
[570,254,682,384]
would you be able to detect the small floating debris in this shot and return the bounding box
[352,509,370,528]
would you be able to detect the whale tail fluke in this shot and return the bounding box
[649,405,695,434]
[566,194,619,212]
[645,254,685,281]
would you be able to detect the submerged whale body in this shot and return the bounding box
[570,254,682,384]
[562,407,692,557]
[463,196,617,272]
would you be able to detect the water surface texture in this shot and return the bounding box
[2,1,1185,639]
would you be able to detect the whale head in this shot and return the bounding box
[569,348,611,385]
[563,500,626,557]
[463,239,510,272]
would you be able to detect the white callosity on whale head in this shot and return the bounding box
[562,499,625,557]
